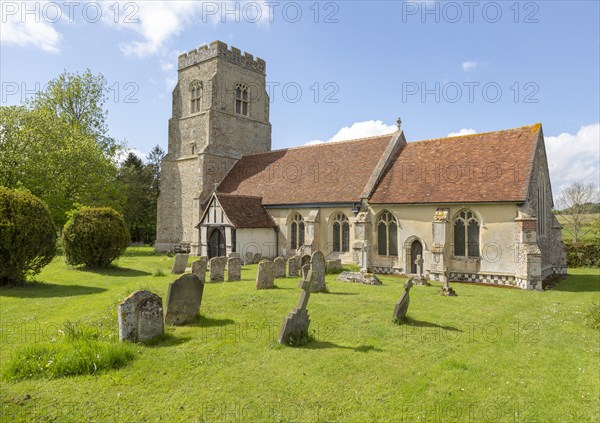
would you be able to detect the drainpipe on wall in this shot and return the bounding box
[274,227,279,258]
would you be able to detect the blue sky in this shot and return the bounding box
[1,1,599,195]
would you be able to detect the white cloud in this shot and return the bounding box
[462,61,478,71]
[0,1,62,53]
[117,148,147,163]
[447,128,477,137]
[545,123,600,196]
[305,120,397,145]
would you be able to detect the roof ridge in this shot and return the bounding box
[240,132,397,158]
[410,123,542,145]
[216,193,262,199]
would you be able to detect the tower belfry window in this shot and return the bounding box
[235,83,249,116]
[190,80,203,114]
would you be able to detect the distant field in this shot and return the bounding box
[555,213,599,242]
[1,248,599,422]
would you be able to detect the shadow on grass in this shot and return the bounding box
[76,266,152,277]
[323,291,359,296]
[0,282,106,298]
[188,316,235,328]
[144,333,192,348]
[303,341,382,353]
[402,317,463,332]
[549,273,600,293]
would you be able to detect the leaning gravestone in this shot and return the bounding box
[256,259,275,289]
[164,274,204,325]
[118,290,164,342]
[253,253,262,264]
[191,257,208,282]
[393,280,414,323]
[227,257,241,281]
[278,269,316,346]
[301,263,310,280]
[209,256,227,282]
[288,256,300,277]
[310,251,327,293]
[301,254,311,268]
[274,256,286,278]
[171,253,189,274]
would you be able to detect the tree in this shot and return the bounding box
[556,181,599,243]
[0,187,57,285]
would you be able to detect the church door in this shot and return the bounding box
[208,228,226,258]
[410,240,422,274]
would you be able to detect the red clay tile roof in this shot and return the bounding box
[215,193,277,228]
[369,124,541,204]
[217,135,394,204]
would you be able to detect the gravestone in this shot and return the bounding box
[244,252,254,265]
[209,256,227,282]
[393,280,414,323]
[274,256,286,278]
[171,253,189,274]
[278,269,316,346]
[191,257,208,283]
[256,259,275,289]
[301,263,310,280]
[301,254,311,268]
[410,254,431,286]
[118,290,164,342]
[288,256,300,277]
[164,274,204,325]
[228,252,240,259]
[337,271,382,286]
[440,279,457,296]
[326,259,342,273]
[253,253,262,264]
[227,257,241,281]
[310,251,327,293]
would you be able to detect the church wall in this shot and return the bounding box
[236,228,278,259]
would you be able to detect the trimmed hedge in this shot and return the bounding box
[565,241,600,268]
[62,207,130,267]
[0,187,57,285]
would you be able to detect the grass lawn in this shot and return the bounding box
[1,247,599,422]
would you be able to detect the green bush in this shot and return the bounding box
[565,241,600,268]
[0,187,56,285]
[585,302,600,330]
[62,206,130,267]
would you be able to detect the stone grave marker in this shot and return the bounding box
[253,253,262,264]
[227,257,241,281]
[256,259,275,289]
[191,257,208,283]
[288,256,300,277]
[301,254,311,268]
[278,269,316,346]
[171,253,189,274]
[393,280,414,323]
[164,274,204,325]
[118,290,164,342]
[310,251,327,293]
[326,259,342,273]
[274,256,286,278]
[209,256,227,282]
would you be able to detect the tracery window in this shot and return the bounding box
[235,83,249,116]
[377,211,398,256]
[332,213,350,253]
[453,210,480,257]
[190,80,202,114]
[290,213,305,250]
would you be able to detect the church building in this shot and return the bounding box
[156,41,567,290]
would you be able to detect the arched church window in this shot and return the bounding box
[377,211,398,256]
[453,210,480,257]
[190,80,203,114]
[332,213,350,253]
[235,83,249,116]
[290,213,305,250]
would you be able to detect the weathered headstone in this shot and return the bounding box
[274,256,286,278]
[337,271,382,286]
[245,252,254,265]
[410,254,431,286]
[209,256,227,282]
[288,256,300,277]
[310,251,327,293]
[171,253,189,274]
[393,280,414,323]
[301,254,311,268]
[164,274,204,325]
[440,279,457,296]
[228,252,241,259]
[301,263,310,280]
[191,257,208,283]
[253,253,262,264]
[256,259,275,289]
[326,259,342,273]
[118,290,164,342]
[278,269,316,346]
[227,257,241,281]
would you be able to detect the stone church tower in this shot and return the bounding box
[155,41,271,253]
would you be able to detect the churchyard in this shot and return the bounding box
[0,247,598,422]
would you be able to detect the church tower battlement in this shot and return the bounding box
[156,40,272,253]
